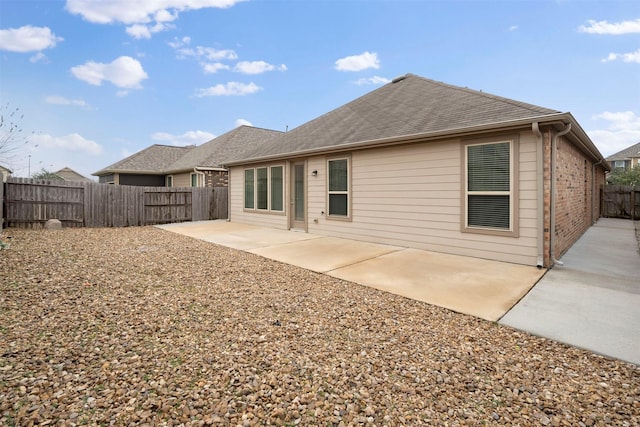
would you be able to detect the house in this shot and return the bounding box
[0,165,11,182]
[92,126,281,187]
[223,74,609,268]
[53,167,93,182]
[163,126,283,187]
[94,144,194,185]
[606,141,640,170]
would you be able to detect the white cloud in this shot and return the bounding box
[335,51,380,72]
[31,133,103,156]
[233,61,287,74]
[353,76,391,85]
[169,37,238,73]
[202,62,230,74]
[601,48,640,63]
[71,56,148,89]
[30,52,47,63]
[235,118,252,127]
[0,25,63,52]
[508,25,518,32]
[193,46,237,61]
[66,0,246,37]
[578,18,640,35]
[45,96,90,108]
[194,81,262,97]
[151,130,215,146]
[588,111,640,156]
[170,38,237,61]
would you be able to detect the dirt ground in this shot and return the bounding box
[1,227,638,426]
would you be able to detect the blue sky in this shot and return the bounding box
[1,0,638,179]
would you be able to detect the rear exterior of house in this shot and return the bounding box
[224,74,609,267]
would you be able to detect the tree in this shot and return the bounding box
[31,168,62,180]
[607,165,640,186]
[0,103,32,171]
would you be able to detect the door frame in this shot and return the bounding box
[289,160,307,231]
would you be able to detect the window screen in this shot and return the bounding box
[328,159,349,217]
[256,167,268,210]
[270,166,283,211]
[244,169,254,209]
[467,142,511,230]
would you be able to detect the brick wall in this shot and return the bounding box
[546,134,606,265]
[204,170,228,187]
[554,137,604,258]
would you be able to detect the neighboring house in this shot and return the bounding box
[54,167,93,182]
[224,74,609,268]
[606,141,640,170]
[0,165,11,182]
[93,144,196,185]
[92,126,281,187]
[163,126,283,187]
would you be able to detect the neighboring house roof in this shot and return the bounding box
[606,142,640,161]
[93,127,283,177]
[54,167,93,182]
[93,144,195,176]
[166,126,283,173]
[228,73,562,164]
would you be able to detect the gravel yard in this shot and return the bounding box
[1,227,638,426]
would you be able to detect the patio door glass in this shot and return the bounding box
[291,162,305,229]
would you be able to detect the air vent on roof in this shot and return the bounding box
[391,75,407,83]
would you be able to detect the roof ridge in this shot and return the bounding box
[407,74,559,114]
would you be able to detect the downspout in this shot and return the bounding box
[226,167,231,221]
[532,122,544,268]
[592,159,604,224]
[550,122,572,266]
[193,168,206,187]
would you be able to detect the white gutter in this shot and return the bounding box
[532,122,545,268]
[550,122,572,267]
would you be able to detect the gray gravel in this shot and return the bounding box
[1,226,638,426]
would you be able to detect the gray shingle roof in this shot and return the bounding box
[93,144,195,176]
[606,142,640,161]
[232,73,560,162]
[54,167,93,182]
[166,126,283,172]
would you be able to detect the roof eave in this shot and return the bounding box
[224,113,573,167]
[92,169,168,176]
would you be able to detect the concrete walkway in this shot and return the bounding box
[500,218,640,365]
[157,220,545,322]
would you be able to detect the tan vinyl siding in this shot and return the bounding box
[229,166,288,229]
[305,133,539,265]
[172,173,192,188]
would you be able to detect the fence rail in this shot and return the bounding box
[602,185,639,220]
[2,177,228,229]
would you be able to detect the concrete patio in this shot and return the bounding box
[157,220,545,322]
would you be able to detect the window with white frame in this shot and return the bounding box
[190,172,204,187]
[244,169,255,209]
[243,165,284,212]
[464,138,517,235]
[612,160,627,169]
[166,175,173,187]
[327,157,350,218]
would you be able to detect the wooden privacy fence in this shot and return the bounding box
[602,185,639,220]
[2,177,228,229]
